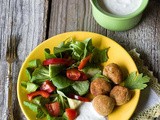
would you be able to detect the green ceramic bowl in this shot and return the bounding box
[90,0,149,31]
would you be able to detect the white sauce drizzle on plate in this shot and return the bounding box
[98,0,142,16]
[76,102,107,120]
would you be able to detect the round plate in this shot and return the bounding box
[17,31,140,120]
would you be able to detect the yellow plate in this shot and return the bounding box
[17,31,140,120]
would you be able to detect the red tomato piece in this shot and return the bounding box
[65,108,78,120]
[45,102,60,116]
[68,94,90,102]
[27,90,50,101]
[66,68,81,81]
[43,58,68,66]
[79,71,88,81]
[40,80,56,93]
[78,54,91,70]
[66,68,88,81]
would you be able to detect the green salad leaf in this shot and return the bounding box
[26,82,39,93]
[26,67,34,81]
[124,72,150,90]
[44,48,56,59]
[72,80,90,96]
[47,114,66,120]
[32,96,50,106]
[21,81,39,92]
[31,66,50,84]
[49,64,64,78]
[54,47,72,55]
[51,75,73,89]
[28,59,41,68]
[90,48,109,64]
[91,73,110,82]
[23,101,46,118]
[82,38,95,59]
[69,40,85,60]
[82,65,102,77]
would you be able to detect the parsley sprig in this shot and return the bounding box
[124,72,150,90]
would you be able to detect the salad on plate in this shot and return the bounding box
[20,38,149,120]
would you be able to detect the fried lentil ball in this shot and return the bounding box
[90,78,111,96]
[110,85,131,106]
[92,95,115,116]
[103,63,123,84]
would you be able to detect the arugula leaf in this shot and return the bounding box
[69,40,85,60]
[124,72,150,90]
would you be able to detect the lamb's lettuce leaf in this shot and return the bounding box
[26,82,39,93]
[28,59,41,68]
[71,80,90,96]
[82,65,102,77]
[31,66,50,84]
[51,75,73,90]
[49,64,64,78]
[23,101,46,118]
[21,81,39,92]
[44,48,56,59]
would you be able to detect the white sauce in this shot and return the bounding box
[76,102,107,120]
[98,0,142,16]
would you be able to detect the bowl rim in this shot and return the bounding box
[90,0,149,20]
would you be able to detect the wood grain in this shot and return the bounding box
[48,0,107,37]
[0,0,159,119]
[0,0,48,119]
[48,0,160,81]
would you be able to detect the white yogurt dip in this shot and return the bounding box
[76,102,107,120]
[98,0,142,16]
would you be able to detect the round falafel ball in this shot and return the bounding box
[103,63,123,84]
[92,95,115,116]
[110,85,131,106]
[90,78,111,96]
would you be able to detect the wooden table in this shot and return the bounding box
[0,0,159,119]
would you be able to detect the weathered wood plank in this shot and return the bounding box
[48,0,106,37]
[0,0,49,119]
[48,0,160,81]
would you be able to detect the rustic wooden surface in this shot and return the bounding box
[0,0,159,120]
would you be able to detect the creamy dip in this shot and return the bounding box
[76,102,106,120]
[98,0,142,16]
